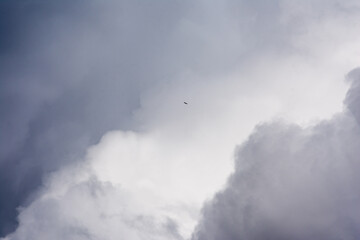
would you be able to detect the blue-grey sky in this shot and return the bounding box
[1,0,360,239]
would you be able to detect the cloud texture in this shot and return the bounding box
[192,70,360,240]
[1,0,360,239]
[5,69,360,240]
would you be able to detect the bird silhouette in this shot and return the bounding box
[184,102,188,105]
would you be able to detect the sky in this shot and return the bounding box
[1,0,360,239]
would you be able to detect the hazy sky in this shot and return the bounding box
[1,0,360,239]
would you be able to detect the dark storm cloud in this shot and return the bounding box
[0,0,188,235]
[192,70,360,240]
[0,0,294,234]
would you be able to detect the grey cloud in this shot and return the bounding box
[0,0,294,235]
[345,67,360,122]
[2,0,360,238]
[0,0,188,235]
[192,71,360,240]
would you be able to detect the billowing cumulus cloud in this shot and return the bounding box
[192,72,360,240]
[2,165,185,240]
[1,0,360,239]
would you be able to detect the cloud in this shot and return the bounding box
[192,72,360,240]
[2,0,360,239]
[0,0,190,234]
[1,166,185,240]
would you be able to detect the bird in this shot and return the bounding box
[184,101,188,105]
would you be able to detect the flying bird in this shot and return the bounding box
[184,101,188,105]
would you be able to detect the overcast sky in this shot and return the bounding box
[1,0,360,239]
